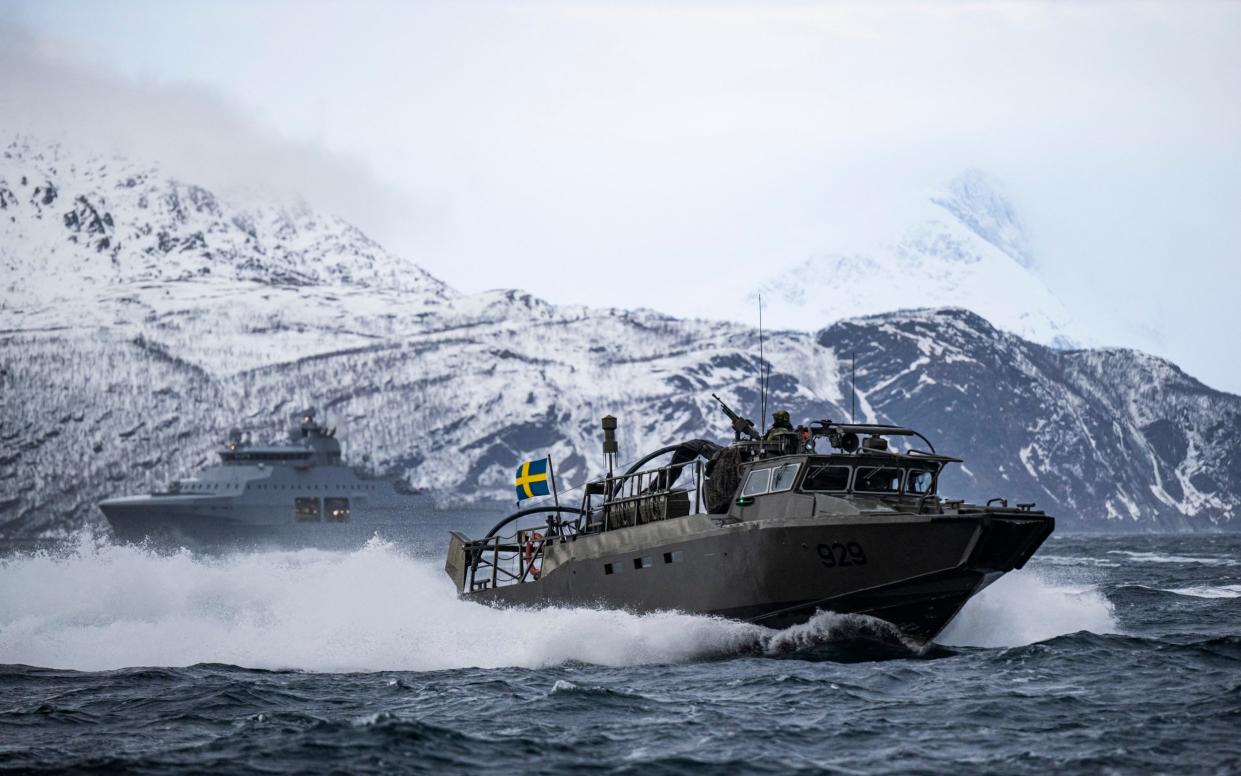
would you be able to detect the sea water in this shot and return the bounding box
[0,530,1238,772]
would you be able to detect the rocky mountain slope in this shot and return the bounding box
[2,140,1238,536]
[822,309,1240,531]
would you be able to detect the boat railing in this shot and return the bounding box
[452,525,552,593]
[593,459,704,532]
[444,459,706,594]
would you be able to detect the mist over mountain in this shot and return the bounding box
[749,170,1080,349]
[2,139,1238,537]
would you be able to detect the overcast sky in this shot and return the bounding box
[4,1,1240,392]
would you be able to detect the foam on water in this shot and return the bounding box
[1106,550,1239,567]
[0,533,1120,671]
[763,610,918,654]
[1032,555,1122,568]
[1164,584,1241,599]
[938,569,1119,648]
[0,532,764,673]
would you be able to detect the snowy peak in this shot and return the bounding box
[930,168,1034,269]
[0,138,453,301]
[751,169,1076,347]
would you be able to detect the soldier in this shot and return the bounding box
[765,409,794,440]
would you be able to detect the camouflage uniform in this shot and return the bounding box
[765,410,793,440]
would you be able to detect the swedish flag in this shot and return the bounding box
[515,457,551,502]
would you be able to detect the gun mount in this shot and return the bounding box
[711,393,759,441]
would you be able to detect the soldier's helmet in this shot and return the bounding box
[773,410,791,425]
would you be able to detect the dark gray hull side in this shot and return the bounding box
[100,498,424,551]
[463,512,1053,645]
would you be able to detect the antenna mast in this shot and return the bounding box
[758,295,766,430]
[851,350,857,423]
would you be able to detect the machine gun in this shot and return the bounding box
[711,394,760,441]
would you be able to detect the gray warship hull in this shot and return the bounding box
[452,508,1052,645]
[99,408,432,550]
[100,494,423,550]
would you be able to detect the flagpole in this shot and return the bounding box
[548,457,560,512]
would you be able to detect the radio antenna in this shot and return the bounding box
[758,295,766,430]
[851,349,857,423]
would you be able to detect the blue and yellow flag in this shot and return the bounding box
[515,457,551,502]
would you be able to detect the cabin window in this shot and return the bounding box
[604,561,624,575]
[907,468,937,495]
[325,497,351,522]
[770,463,801,493]
[741,468,772,497]
[633,556,653,570]
[295,497,321,521]
[803,465,851,491]
[663,550,684,564]
[855,467,902,494]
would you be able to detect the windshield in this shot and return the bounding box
[741,468,772,497]
[855,467,902,494]
[771,463,801,492]
[803,465,851,491]
[907,468,936,495]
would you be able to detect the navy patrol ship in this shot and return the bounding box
[100,409,425,548]
[445,397,1054,647]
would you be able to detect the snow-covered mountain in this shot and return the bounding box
[751,170,1079,348]
[0,139,451,303]
[3,140,1238,537]
[822,309,1240,530]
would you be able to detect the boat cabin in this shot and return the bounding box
[737,452,951,502]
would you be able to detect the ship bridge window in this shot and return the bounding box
[803,465,851,492]
[325,497,350,522]
[741,468,772,497]
[855,467,902,494]
[771,463,801,493]
[295,497,321,522]
[906,468,937,495]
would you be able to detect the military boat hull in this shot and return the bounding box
[453,508,1052,646]
[447,412,1057,647]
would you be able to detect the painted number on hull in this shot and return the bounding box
[817,542,867,568]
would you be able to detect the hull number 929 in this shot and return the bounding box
[816,542,867,568]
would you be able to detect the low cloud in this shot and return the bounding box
[0,24,413,239]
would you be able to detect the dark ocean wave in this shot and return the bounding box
[1,534,1239,773]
